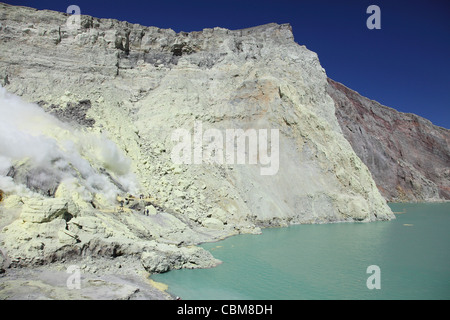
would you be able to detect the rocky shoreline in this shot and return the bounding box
[0,256,174,300]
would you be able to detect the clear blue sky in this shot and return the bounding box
[4,0,450,129]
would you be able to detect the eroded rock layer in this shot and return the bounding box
[328,79,450,202]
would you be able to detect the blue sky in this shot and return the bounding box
[4,0,450,129]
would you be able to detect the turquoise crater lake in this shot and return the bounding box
[152,203,450,300]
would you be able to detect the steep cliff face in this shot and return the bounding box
[328,78,450,202]
[0,3,393,272]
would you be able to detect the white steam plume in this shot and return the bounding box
[0,85,138,202]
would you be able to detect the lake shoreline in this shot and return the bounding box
[152,203,450,300]
[2,203,448,300]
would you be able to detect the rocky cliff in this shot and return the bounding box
[328,79,450,202]
[0,3,394,294]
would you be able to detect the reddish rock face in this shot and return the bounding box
[328,78,450,202]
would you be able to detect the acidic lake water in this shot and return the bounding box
[152,203,450,300]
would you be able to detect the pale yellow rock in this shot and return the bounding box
[146,205,157,215]
[209,207,229,224]
[1,195,23,209]
[20,198,69,223]
[57,229,78,245]
[202,217,224,230]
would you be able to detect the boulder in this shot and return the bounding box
[146,205,157,215]
[202,217,224,230]
[140,251,171,273]
[140,245,221,274]
[20,198,71,223]
[57,229,79,245]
